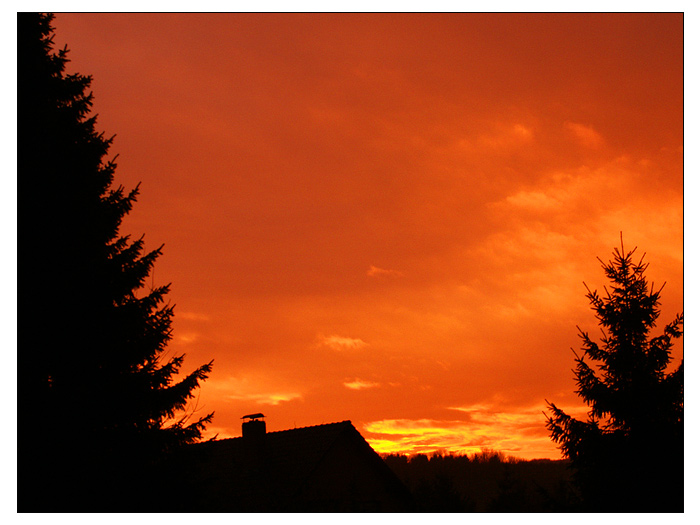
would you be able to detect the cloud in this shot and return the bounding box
[496,161,633,220]
[366,418,463,436]
[480,122,534,147]
[447,403,491,414]
[343,378,380,390]
[209,376,303,406]
[504,190,562,211]
[491,157,683,281]
[447,402,588,423]
[226,392,302,405]
[473,155,681,328]
[317,334,368,351]
[365,418,491,457]
[172,332,199,345]
[367,265,404,278]
[468,122,534,151]
[565,121,604,148]
[364,403,590,459]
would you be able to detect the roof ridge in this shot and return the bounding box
[268,420,352,436]
[201,420,353,444]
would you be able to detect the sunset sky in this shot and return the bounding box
[51,13,683,460]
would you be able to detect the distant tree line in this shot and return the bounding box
[384,450,579,512]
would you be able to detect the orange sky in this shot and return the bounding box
[52,13,683,460]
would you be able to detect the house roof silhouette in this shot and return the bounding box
[176,420,413,512]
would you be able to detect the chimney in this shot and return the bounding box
[241,413,266,440]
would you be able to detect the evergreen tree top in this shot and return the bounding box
[19,12,214,511]
[545,239,682,511]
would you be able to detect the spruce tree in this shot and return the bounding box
[18,13,213,511]
[546,240,683,512]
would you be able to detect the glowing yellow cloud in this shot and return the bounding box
[364,403,591,460]
[343,379,380,390]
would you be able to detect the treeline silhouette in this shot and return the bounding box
[383,450,580,512]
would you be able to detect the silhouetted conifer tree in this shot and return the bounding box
[18,13,213,511]
[546,240,683,512]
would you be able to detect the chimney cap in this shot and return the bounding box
[241,413,265,420]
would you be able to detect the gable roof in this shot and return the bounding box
[177,420,412,511]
